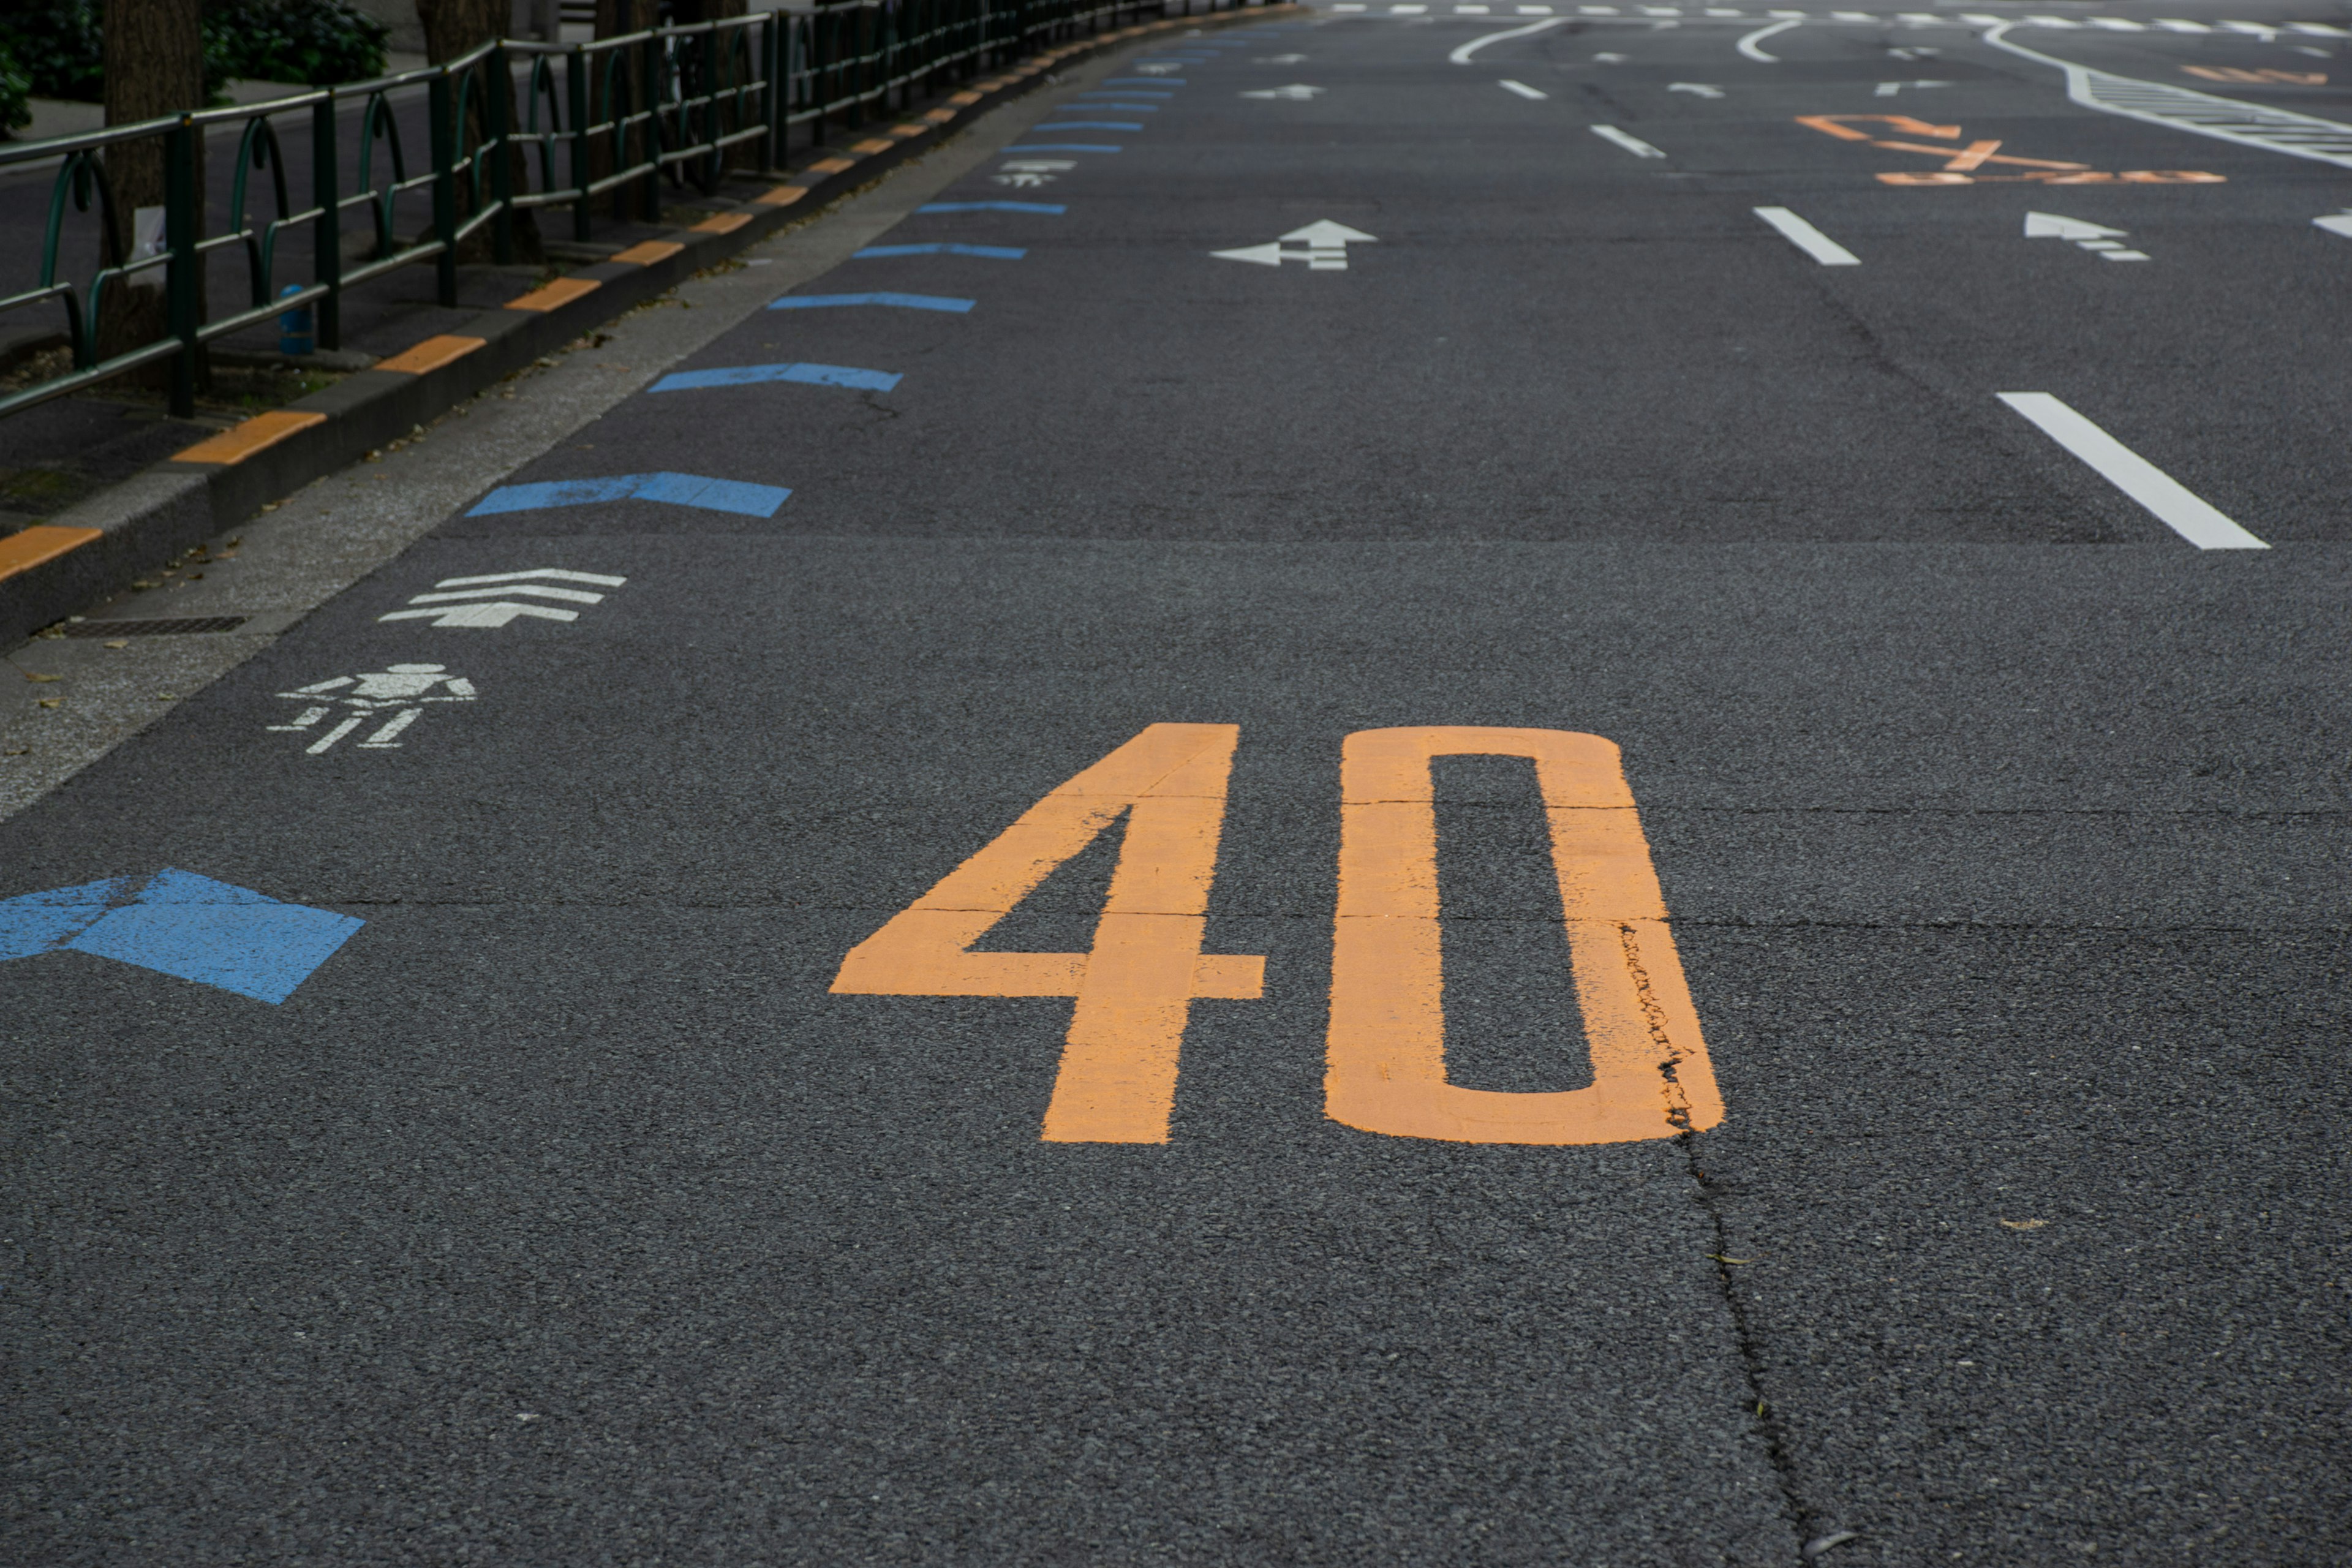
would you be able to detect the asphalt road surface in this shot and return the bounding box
[8,4,2352,1563]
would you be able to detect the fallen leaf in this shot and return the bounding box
[36,698,61,709]
[102,640,129,650]
[1708,1254,1754,1265]
[24,673,59,683]
[1999,1219,2048,1231]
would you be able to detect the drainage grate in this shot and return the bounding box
[65,616,250,637]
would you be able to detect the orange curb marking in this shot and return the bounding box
[375,334,485,375]
[169,409,328,466]
[0,524,102,582]
[832,723,1262,1145]
[850,138,894,154]
[948,90,982,105]
[756,184,809,206]
[889,123,927,138]
[806,156,858,174]
[506,276,600,312]
[690,211,754,235]
[611,239,685,266]
[1326,726,1725,1145]
[921,108,957,124]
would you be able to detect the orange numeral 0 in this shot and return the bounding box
[831,725,1724,1146]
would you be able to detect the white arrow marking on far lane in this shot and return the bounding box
[1738,18,1800,59]
[2315,211,2352,237]
[1211,221,1378,271]
[1240,84,1325,99]
[2026,211,2149,260]
[1668,81,1724,96]
[1499,78,1548,98]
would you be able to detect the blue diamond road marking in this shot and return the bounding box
[1102,78,1183,86]
[854,243,1027,260]
[0,869,363,1004]
[468,472,792,518]
[1003,144,1123,154]
[650,363,902,394]
[916,202,1068,213]
[767,292,976,313]
[1032,122,1147,132]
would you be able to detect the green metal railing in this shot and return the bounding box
[0,0,1266,422]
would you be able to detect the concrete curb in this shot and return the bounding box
[0,4,1300,647]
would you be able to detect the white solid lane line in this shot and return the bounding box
[1591,123,1668,156]
[1753,205,1860,264]
[1737,18,1801,58]
[1997,393,2269,551]
[1449,15,1569,62]
[1499,77,1550,97]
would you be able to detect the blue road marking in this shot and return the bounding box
[469,473,792,518]
[0,869,363,1005]
[1102,79,1182,86]
[1068,102,1159,110]
[917,202,1067,213]
[1080,89,1172,97]
[1033,122,1146,132]
[854,243,1027,259]
[650,363,902,394]
[767,292,976,312]
[1004,144,1122,154]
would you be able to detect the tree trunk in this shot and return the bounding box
[99,0,204,389]
[416,0,545,262]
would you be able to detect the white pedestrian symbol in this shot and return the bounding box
[270,663,479,755]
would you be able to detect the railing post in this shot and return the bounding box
[773,15,790,170]
[567,45,593,241]
[639,33,662,222]
[312,92,343,351]
[490,47,516,265]
[164,116,200,420]
[428,69,459,307]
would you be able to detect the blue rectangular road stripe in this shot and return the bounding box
[468,472,792,518]
[916,202,1067,213]
[1033,122,1147,132]
[1082,88,1173,96]
[1102,79,1182,86]
[1004,144,1123,153]
[1068,102,1159,110]
[767,292,976,312]
[650,363,902,393]
[854,243,1027,259]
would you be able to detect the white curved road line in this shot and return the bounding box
[1736,18,1800,61]
[1449,15,1568,64]
[1981,21,2352,168]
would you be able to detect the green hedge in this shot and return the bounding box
[0,37,30,132]
[0,0,387,109]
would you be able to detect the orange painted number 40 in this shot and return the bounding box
[831,725,1725,1147]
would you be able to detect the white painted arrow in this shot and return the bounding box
[2315,210,2352,238]
[1667,81,1724,97]
[2024,212,2125,241]
[1257,53,1308,62]
[1281,221,1377,246]
[1240,84,1325,100]
[378,603,581,628]
[1212,222,1378,271]
[2024,211,2148,261]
